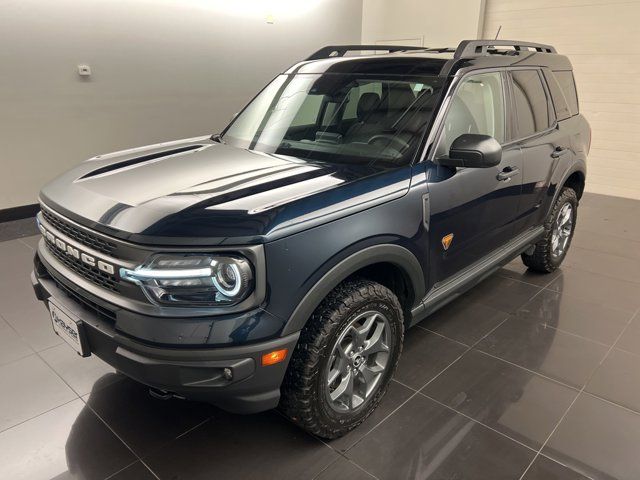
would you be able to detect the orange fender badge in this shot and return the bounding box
[442,233,454,251]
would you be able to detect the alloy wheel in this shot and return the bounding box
[551,202,573,257]
[325,310,391,413]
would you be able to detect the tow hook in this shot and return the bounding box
[148,387,185,401]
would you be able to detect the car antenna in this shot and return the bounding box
[494,25,502,40]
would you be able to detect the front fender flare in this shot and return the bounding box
[281,244,425,336]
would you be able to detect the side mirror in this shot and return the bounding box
[439,134,502,168]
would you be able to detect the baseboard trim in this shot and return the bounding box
[0,203,40,223]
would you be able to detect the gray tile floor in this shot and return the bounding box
[0,192,639,480]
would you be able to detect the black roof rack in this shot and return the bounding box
[454,40,557,58]
[305,45,426,61]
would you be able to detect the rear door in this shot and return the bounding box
[508,68,571,233]
[427,70,523,283]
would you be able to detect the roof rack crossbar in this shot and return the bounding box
[454,40,557,58]
[305,45,426,61]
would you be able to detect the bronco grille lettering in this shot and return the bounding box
[39,220,116,275]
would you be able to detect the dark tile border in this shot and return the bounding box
[0,204,39,223]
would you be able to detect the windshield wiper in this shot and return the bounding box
[210,133,225,144]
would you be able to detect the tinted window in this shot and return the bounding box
[511,70,550,138]
[290,95,323,126]
[554,71,579,116]
[223,73,443,166]
[343,82,383,120]
[542,69,571,121]
[436,72,505,157]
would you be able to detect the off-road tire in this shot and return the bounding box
[521,187,578,273]
[280,278,404,439]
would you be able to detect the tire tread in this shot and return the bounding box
[280,278,403,439]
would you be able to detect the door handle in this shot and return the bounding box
[497,166,520,181]
[551,147,569,158]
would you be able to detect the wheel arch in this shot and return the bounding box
[563,169,585,199]
[545,163,586,219]
[281,244,425,336]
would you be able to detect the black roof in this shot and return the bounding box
[286,40,573,77]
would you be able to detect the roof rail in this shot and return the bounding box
[305,45,426,61]
[454,40,557,58]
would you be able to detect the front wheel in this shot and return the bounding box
[280,279,404,439]
[521,187,578,273]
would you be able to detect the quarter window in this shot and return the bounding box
[436,72,505,158]
[554,71,579,116]
[511,70,551,138]
[542,70,571,121]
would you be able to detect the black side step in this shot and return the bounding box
[410,226,544,326]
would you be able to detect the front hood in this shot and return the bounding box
[41,137,411,245]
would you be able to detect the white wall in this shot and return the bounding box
[361,0,485,47]
[483,0,640,200]
[0,0,363,210]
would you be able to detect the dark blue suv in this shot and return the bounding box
[32,40,589,438]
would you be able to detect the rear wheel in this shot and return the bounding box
[280,279,403,439]
[521,187,578,273]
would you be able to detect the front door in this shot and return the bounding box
[427,71,523,284]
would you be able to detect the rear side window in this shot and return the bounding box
[511,70,550,138]
[542,69,571,121]
[554,71,579,116]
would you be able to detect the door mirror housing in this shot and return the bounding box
[439,134,502,168]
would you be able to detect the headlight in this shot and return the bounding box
[120,254,254,306]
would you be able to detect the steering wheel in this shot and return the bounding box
[367,134,410,152]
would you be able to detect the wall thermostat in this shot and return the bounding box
[77,64,92,76]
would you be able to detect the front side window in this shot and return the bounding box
[435,72,505,158]
[511,70,551,138]
[223,74,443,166]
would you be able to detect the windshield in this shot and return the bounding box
[222,73,444,166]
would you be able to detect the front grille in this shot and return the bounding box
[51,274,117,324]
[42,208,116,256]
[45,239,119,292]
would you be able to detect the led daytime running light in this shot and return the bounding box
[121,266,212,280]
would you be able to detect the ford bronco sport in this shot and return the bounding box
[32,40,589,438]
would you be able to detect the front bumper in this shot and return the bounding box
[32,262,299,414]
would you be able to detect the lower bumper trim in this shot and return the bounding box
[32,269,300,414]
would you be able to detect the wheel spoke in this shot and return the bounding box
[337,341,354,360]
[330,370,352,402]
[344,370,354,406]
[351,314,377,349]
[327,366,341,386]
[362,322,389,355]
[358,364,383,396]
